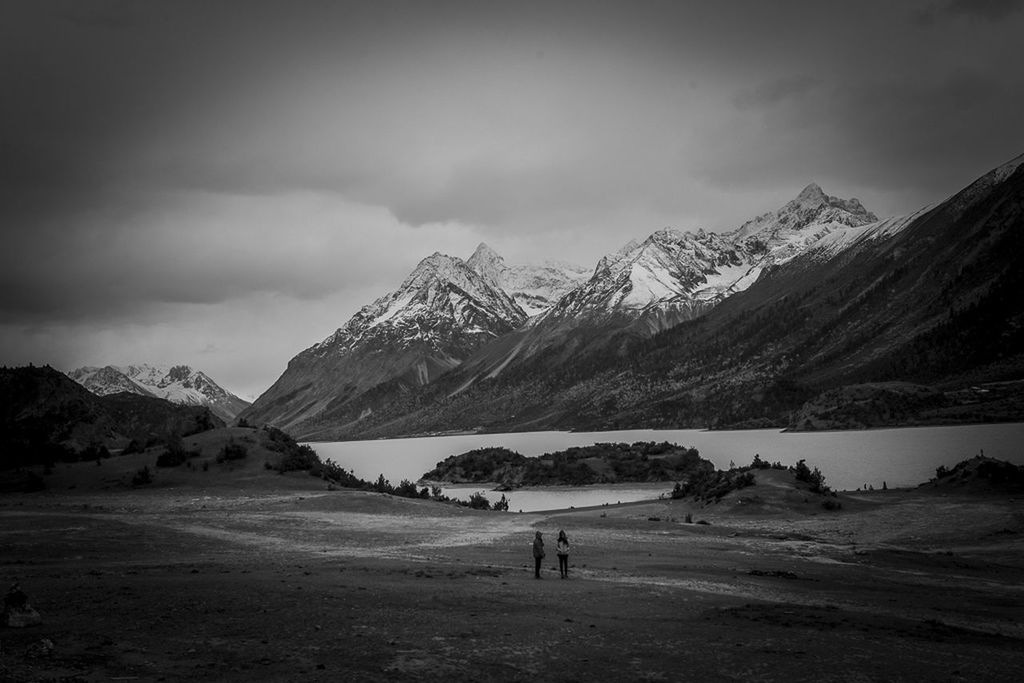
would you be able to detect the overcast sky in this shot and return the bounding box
[2,0,1023,400]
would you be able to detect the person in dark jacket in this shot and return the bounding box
[556,529,570,579]
[532,531,545,578]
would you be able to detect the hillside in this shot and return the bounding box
[0,365,223,469]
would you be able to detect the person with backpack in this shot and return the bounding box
[532,530,545,578]
[556,530,570,579]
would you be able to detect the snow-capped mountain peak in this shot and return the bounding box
[538,184,879,331]
[66,363,250,422]
[313,249,528,358]
[464,242,589,316]
[466,242,505,283]
[796,182,827,204]
[729,183,878,263]
[543,226,752,328]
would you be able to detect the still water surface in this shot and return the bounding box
[310,423,1024,512]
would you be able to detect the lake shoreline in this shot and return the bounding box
[312,422,1024,495]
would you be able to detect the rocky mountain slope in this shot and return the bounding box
[239,249,533,433]
[67,364,250,422]
[297,154,1024,439]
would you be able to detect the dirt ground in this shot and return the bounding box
[2,464,1023,682]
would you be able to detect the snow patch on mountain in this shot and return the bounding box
[807,207,932,258]
[544,228,748,324]
[466,243,590,315]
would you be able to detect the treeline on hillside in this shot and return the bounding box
[672,454,832,503]
[245,426,508,511]
[422,441,709,488]
[0,365,222,470]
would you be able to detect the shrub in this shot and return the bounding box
[156,445,201,467]
[821,499,842,511]
[216,441,248,463]
[393,479,420,498]
[131,466,152,486]
[122,439,144,455]
[493,494,510,511]
[793,459,829,494]
[273,443,321,473]
[673,467,756,502]
[750,454,786,470]
[467,492,491,510]
[79,442,111,462]
[372,474,392,494]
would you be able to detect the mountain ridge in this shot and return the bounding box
[240,247,575,432]
[67,364,250,423]
[243,158,1023,439]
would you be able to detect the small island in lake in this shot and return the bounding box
[421,441,713,488]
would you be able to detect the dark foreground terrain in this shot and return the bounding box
[2,457,1023,682]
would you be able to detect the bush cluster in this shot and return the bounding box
[216,441,249,463]
[672,468,755,502]
[155,434,201,467]
[131,466,152,486]
[792,459,829,494]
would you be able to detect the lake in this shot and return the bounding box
[309,423,1024,512]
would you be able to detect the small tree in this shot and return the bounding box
[373,474,392,494]
[131,466,152,486]
[468,492,491,510]
[793,459,828,494]
[216,441,248,463]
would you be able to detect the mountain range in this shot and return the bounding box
[241,154,1024,439]
[67,364,250,423]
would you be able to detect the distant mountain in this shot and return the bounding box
[1,365,223,468]
[301,153,1024,438]
[239,249,534,432]
[67,364,250,422]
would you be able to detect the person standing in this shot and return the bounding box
[532,531,545,579]
[556,530,570,579]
